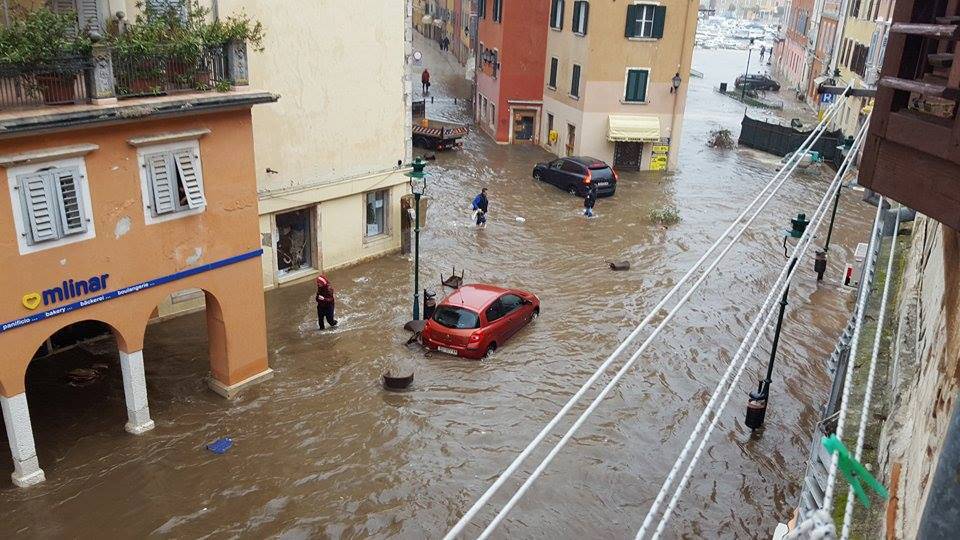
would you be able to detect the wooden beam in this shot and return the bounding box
[818,86,877,97]
[890,23,960,39]
[879,76,960,100]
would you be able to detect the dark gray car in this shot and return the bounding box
[532,156,618,197]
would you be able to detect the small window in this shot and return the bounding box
[548,57,559,88]
[485,299,504,322]
[478,0,487,19]
[624,68,649,102]
[625,3,665,39]
[561,160,584,174]
[547,113,554,134]
[365,189,388,237]
[500,294,523,314]
[572,1,589,35]
[570,63,581,97]
[490,103,496,129]
[550,0,564,30]
[142,146,206,219]
[17,166,89,245]
[493,0,503,22]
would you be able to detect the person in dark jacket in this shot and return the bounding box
[471,188,489,227]
[583,185,597,217]
[316,275,338,329]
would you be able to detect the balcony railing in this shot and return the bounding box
[0,58,92,109]
[0,40,248,112]
[113,46,229,99]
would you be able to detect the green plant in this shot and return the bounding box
[0,8,92,66]
[649,205,681,226]
[201,10,266,52]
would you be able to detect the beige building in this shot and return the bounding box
[540,0,698,171]
[98,0,413,291]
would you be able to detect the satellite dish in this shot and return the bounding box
[413,50,423,63]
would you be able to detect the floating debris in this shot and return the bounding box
[206,438,233,455]
[67,368,100,387]
[707,129,735,149]
[608,261,631,271]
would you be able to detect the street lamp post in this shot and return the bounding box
[406,158,428,320]
[741,38,755,102]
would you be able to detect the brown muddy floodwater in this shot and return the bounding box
[1,41,876,538]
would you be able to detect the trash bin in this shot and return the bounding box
[719,82,728,93]
[423,289,437,320]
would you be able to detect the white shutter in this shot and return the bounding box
[173,149,206,210]
[77,0,104,35]
[147,153,176,215]
[54,167,88,235]
[19,173,59,243]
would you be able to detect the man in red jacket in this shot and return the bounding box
[421,68,431,95]
[316,275,338,329]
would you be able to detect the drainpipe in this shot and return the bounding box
[829,0,850,76]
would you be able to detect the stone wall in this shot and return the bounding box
[878,215,960,539]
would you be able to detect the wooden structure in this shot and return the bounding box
[859,0,960,230]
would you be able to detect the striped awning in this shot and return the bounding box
[607,115,661,142]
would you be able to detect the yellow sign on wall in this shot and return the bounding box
[650,154,668,171]
[652,145,670,154]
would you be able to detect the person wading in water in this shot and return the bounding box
[471,188,489,228]
[583,184,597,217]
[316,275,338,330]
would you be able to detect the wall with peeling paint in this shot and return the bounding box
[0,110,270,397]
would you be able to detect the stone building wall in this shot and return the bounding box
[878,216,960,539]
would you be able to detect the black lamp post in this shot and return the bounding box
[741,38,755,102]
[671,72,682,94]
[406,158,428,320]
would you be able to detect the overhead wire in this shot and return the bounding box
[639,118,872,539]
[838,204,901,540]
[445,85,853,539]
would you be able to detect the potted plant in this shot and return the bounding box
[0,8,92,104]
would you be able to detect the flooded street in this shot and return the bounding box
[1,38,877,539]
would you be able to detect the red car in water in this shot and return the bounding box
[421,284,540,359]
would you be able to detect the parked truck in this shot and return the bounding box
[412,99,468,151]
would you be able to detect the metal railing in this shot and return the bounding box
[0,58,91,110]
[113,45,228,99]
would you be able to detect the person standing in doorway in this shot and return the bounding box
[421,68,431,95]
[316,275,338,330]
[583,185,597,217]
[471,188,489,228]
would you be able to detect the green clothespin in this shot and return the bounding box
[822,434,889,508]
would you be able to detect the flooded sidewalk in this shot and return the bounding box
[0,36,877,538]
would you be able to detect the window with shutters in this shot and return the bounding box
[48,0,104,35]
[492,0,502,22]
[550,0,564,30]
[624,68,649,102]
[548,57,559,89]
[625,3,665,39]
[144,0,187,21]
[572,1,588,35]
[570,63,581,98]
[478,0,486,19]
[7,157,95,254]
[137,140,206,224]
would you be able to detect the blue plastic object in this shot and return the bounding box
[206,437,233,455]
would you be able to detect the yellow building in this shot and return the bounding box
[540,0,698,171]
[832,0,894,136]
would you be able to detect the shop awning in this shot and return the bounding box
[607,115,661,142]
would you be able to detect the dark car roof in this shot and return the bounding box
[566,156,610,168]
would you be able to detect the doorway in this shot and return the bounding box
[614,142,643,170]
[275,208,315,278]
[566,124,576,156]
[512,109,536,143]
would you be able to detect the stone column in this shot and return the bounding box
[88,42,117,105]
[120,350,155,435]
[0,393,45,488]
[226,39,249,88]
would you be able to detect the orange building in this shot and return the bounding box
[0,36,276,486]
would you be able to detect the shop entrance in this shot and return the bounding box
[614,142,643,170]
[276,208,315,277]
[512,110,536,143]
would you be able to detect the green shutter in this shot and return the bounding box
[550,0,557,27]
[625,4,638,37]
[653,5,667,39]
[572,2,581,32]
[626,71,638,101]
[549,58,558,87]
[637,70,648,101]
[582,3,589,35]
[558,0,565,30]
[571,64,580,96]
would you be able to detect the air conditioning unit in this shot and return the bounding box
[843,242,869,288]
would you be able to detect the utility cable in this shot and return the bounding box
[839,204,901,540]
[639,119,872,539]
[822,195,886,512]
[445,87,852,539]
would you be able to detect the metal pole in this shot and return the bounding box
[741,46,753,101]
[760,257,796,398]
[413,192,422,320]
[823,184,843,252]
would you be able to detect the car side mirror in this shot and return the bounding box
[522,299,532,305]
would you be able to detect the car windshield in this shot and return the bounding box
[432,306,480,329]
